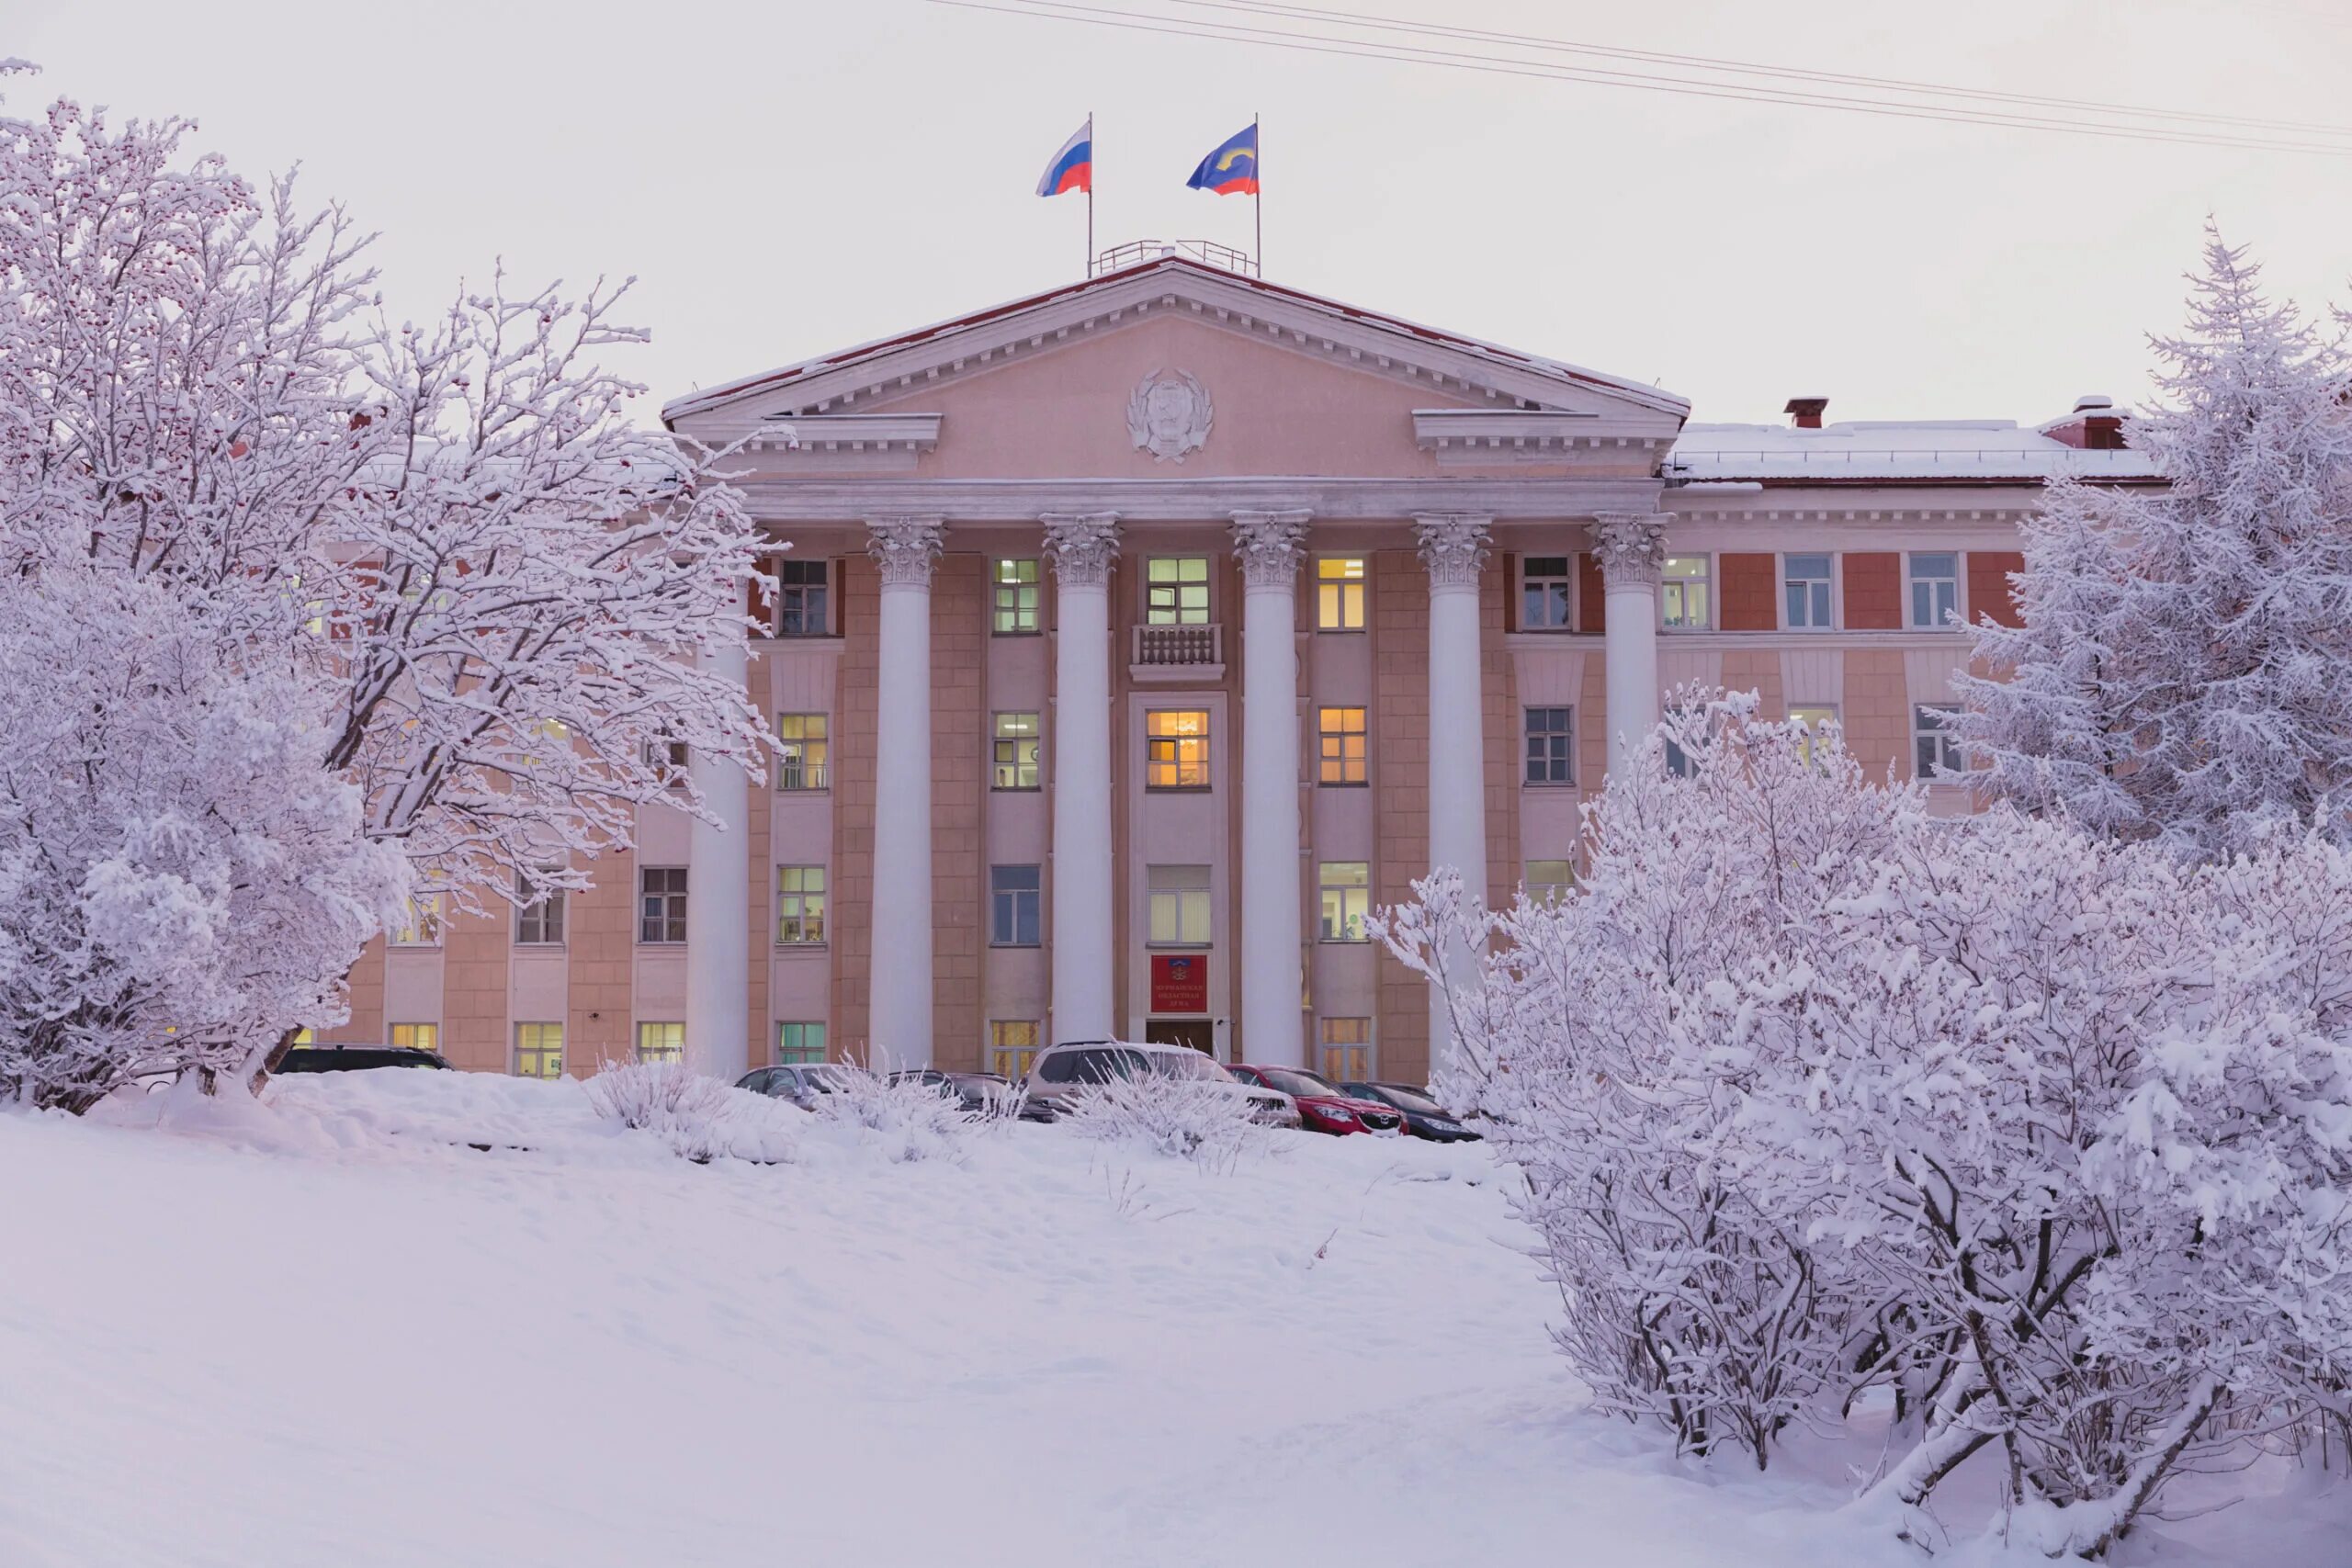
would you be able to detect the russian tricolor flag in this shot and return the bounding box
[1035,118,1093,197]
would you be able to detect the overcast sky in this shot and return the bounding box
[15,0,2349,426]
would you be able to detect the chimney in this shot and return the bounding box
[2073,393,2124,451]
[1784,397,1829,430]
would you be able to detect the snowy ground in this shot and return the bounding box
[3,1075,2346,1568]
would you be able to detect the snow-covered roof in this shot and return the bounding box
[1666,419,2161,483]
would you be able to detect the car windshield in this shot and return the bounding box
[1370,1084,1445,1115]
[802,1066,853,1091]
[1261,1068,1340,1099]
[1141,1050,1232,1082]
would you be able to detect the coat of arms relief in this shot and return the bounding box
[1127,368,1213,463]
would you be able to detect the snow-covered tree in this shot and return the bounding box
[1951,231,2352,858]
[0,75,771,920]
[0,567,406,1111]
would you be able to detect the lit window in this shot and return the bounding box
[636,1021,684,1065]
[1784,554,1833,629]
[291,1028,315,1044]
[391,894,442,947]
[390,1022,438,1053]
[993,712,1041,790]
[1319,1016,1372,1083]
[993,558,1040,634]
[1524,707,1574,785]
[1148,864,1212,946]
[776,559,828,637]
[1662,556,1712,630]
[1146,558,1211,625]
[515,869,565,945]
[514,1022,565,1079]
[639,867,687,944]
[1317,706,1367,785]
[1526,860,1576,904]
[775,714,829,791]
[989,1019,1041,1081]
[1789,705,1838,766]
[1915,704,1962,780]
[1909,553,1959,628]
[776,1021,826,1066]
[1146,709,1211,789]
[776,866,827,944]
[990,864,1042,946]
[1522,556,1573,630]
[1316,558,1366,630]
[1318,862,1371,942]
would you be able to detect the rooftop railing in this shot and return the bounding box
[1093,239,1260,278]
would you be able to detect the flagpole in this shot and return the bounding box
[1086,109,1095,277]
[1253,111,1261,276]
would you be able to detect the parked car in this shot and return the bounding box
[275,1044,451,1073]
[1340,1080,1481,1143]
[1227,1066,1404,1135]
[888,1068,1016,1113]
[735,1062,854,1110]
[1021,1041,1297,1126]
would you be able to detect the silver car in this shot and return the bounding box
[1020,1040,1298,1126]
[735,1062,853,1110]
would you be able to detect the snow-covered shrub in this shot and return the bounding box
[1379,692,2352,1554]
[808,1068,970,1163]
[1060,1074,1271,1171]
[582,1062,800,1165]
[0,569,406,1111]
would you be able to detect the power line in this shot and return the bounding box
[922,0,2352,156]
[1172,0,2352,139]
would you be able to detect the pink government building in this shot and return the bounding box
[328,246,2157,1089]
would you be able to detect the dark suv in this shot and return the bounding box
[275,1044,452,1073]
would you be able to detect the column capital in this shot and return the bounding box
[865,516,945,589]
[1412,513,1492,591]
[1229,509,1312,591]
[1590,511,1671,589]
[1041,512,1122,590]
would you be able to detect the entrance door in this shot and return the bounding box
[1145,1018,1214,1055]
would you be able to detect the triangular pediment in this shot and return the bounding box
[663,257,1689,471]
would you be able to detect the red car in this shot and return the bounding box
[1227,1065,1404,1135]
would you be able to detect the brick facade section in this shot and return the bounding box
[1842,649,1911,780]
[1721,649,1785,719]
[931,555,986,1071]
[1844,553,1902,630]
[441,907,512,1074]
[1479,565,1522,978]
[831,557,879,1063]
[568,852,633,1074]
[332,942,385,1043]
[743,653,773,1068]
[1577,552,1605,635]
[1968,550,2025,628]
[1371,550,1431,1081]
[1719,552,1778,632]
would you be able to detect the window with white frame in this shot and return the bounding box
[775,713,828,791]
[514,1022,564,1079]
[391,894,442,947]
[1526,860,1576,903]
[1915,704,1962,780]
[775,1021,826,1065]
[1662,555,1712,630]
[775,559,828,637]
[1524,706,1574,785]
[1784,553,1834,629]
[1146,557,1211,625]
[1909,552,1960,628]
[1522,555,1573,630]
[989,1020,1041,1081]
[1317,706,1366,785]
[989,865,1041,947]
[1319,862,1371,942]
[993,558,1040,634]
[1789,705,1839,767]
[1319,1016,1372,1083]
[776,866,826,944]
[515,869,565,945]
[636,1021,684,1065]
[992,712,1041,790]
[390,1022,438,1054]
[639,867,687,944]
[1316,558,1365,630]
[1147,864,1212,946]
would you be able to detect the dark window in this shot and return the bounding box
[639,867,687,943]
[990,864,1042,946]
[1522,556,1572,630]
[776,559,829,637]
[515,869,565,945]
[1524,706,1574,784]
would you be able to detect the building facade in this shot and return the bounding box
[326,251,2158,1087]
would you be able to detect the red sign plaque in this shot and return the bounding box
[1149,953,1209,1014]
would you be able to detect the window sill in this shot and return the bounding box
[1317,938,1374,947]
[1146,942,1212,952]
[775,941,829,951]
[639,941,688,949]
[1314,626,1367,636]
[990,784,1043,794]
[1522,779,1578,789]
[1146,785,1214,795]
[775,787,831,795]
[1317,779,1369,790]
[514,941,567,950]
[991,629,1044,638]
[989,942,1044,951]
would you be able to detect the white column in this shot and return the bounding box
[685,626,752,1080]
[1042,513,1121,1045]
[1415,513,1493,1077]
[1232,510,1311,1067]
[1593,512,1669,773]
[866,516,944,1071]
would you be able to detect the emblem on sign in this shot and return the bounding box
[1127,368,1213,463]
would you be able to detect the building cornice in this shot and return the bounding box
[738,475,1666,524]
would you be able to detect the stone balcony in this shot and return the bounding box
[1130,623,1225,682]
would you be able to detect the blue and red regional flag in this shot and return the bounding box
[1035,118,1093,197]
[1185,122,1258,196]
